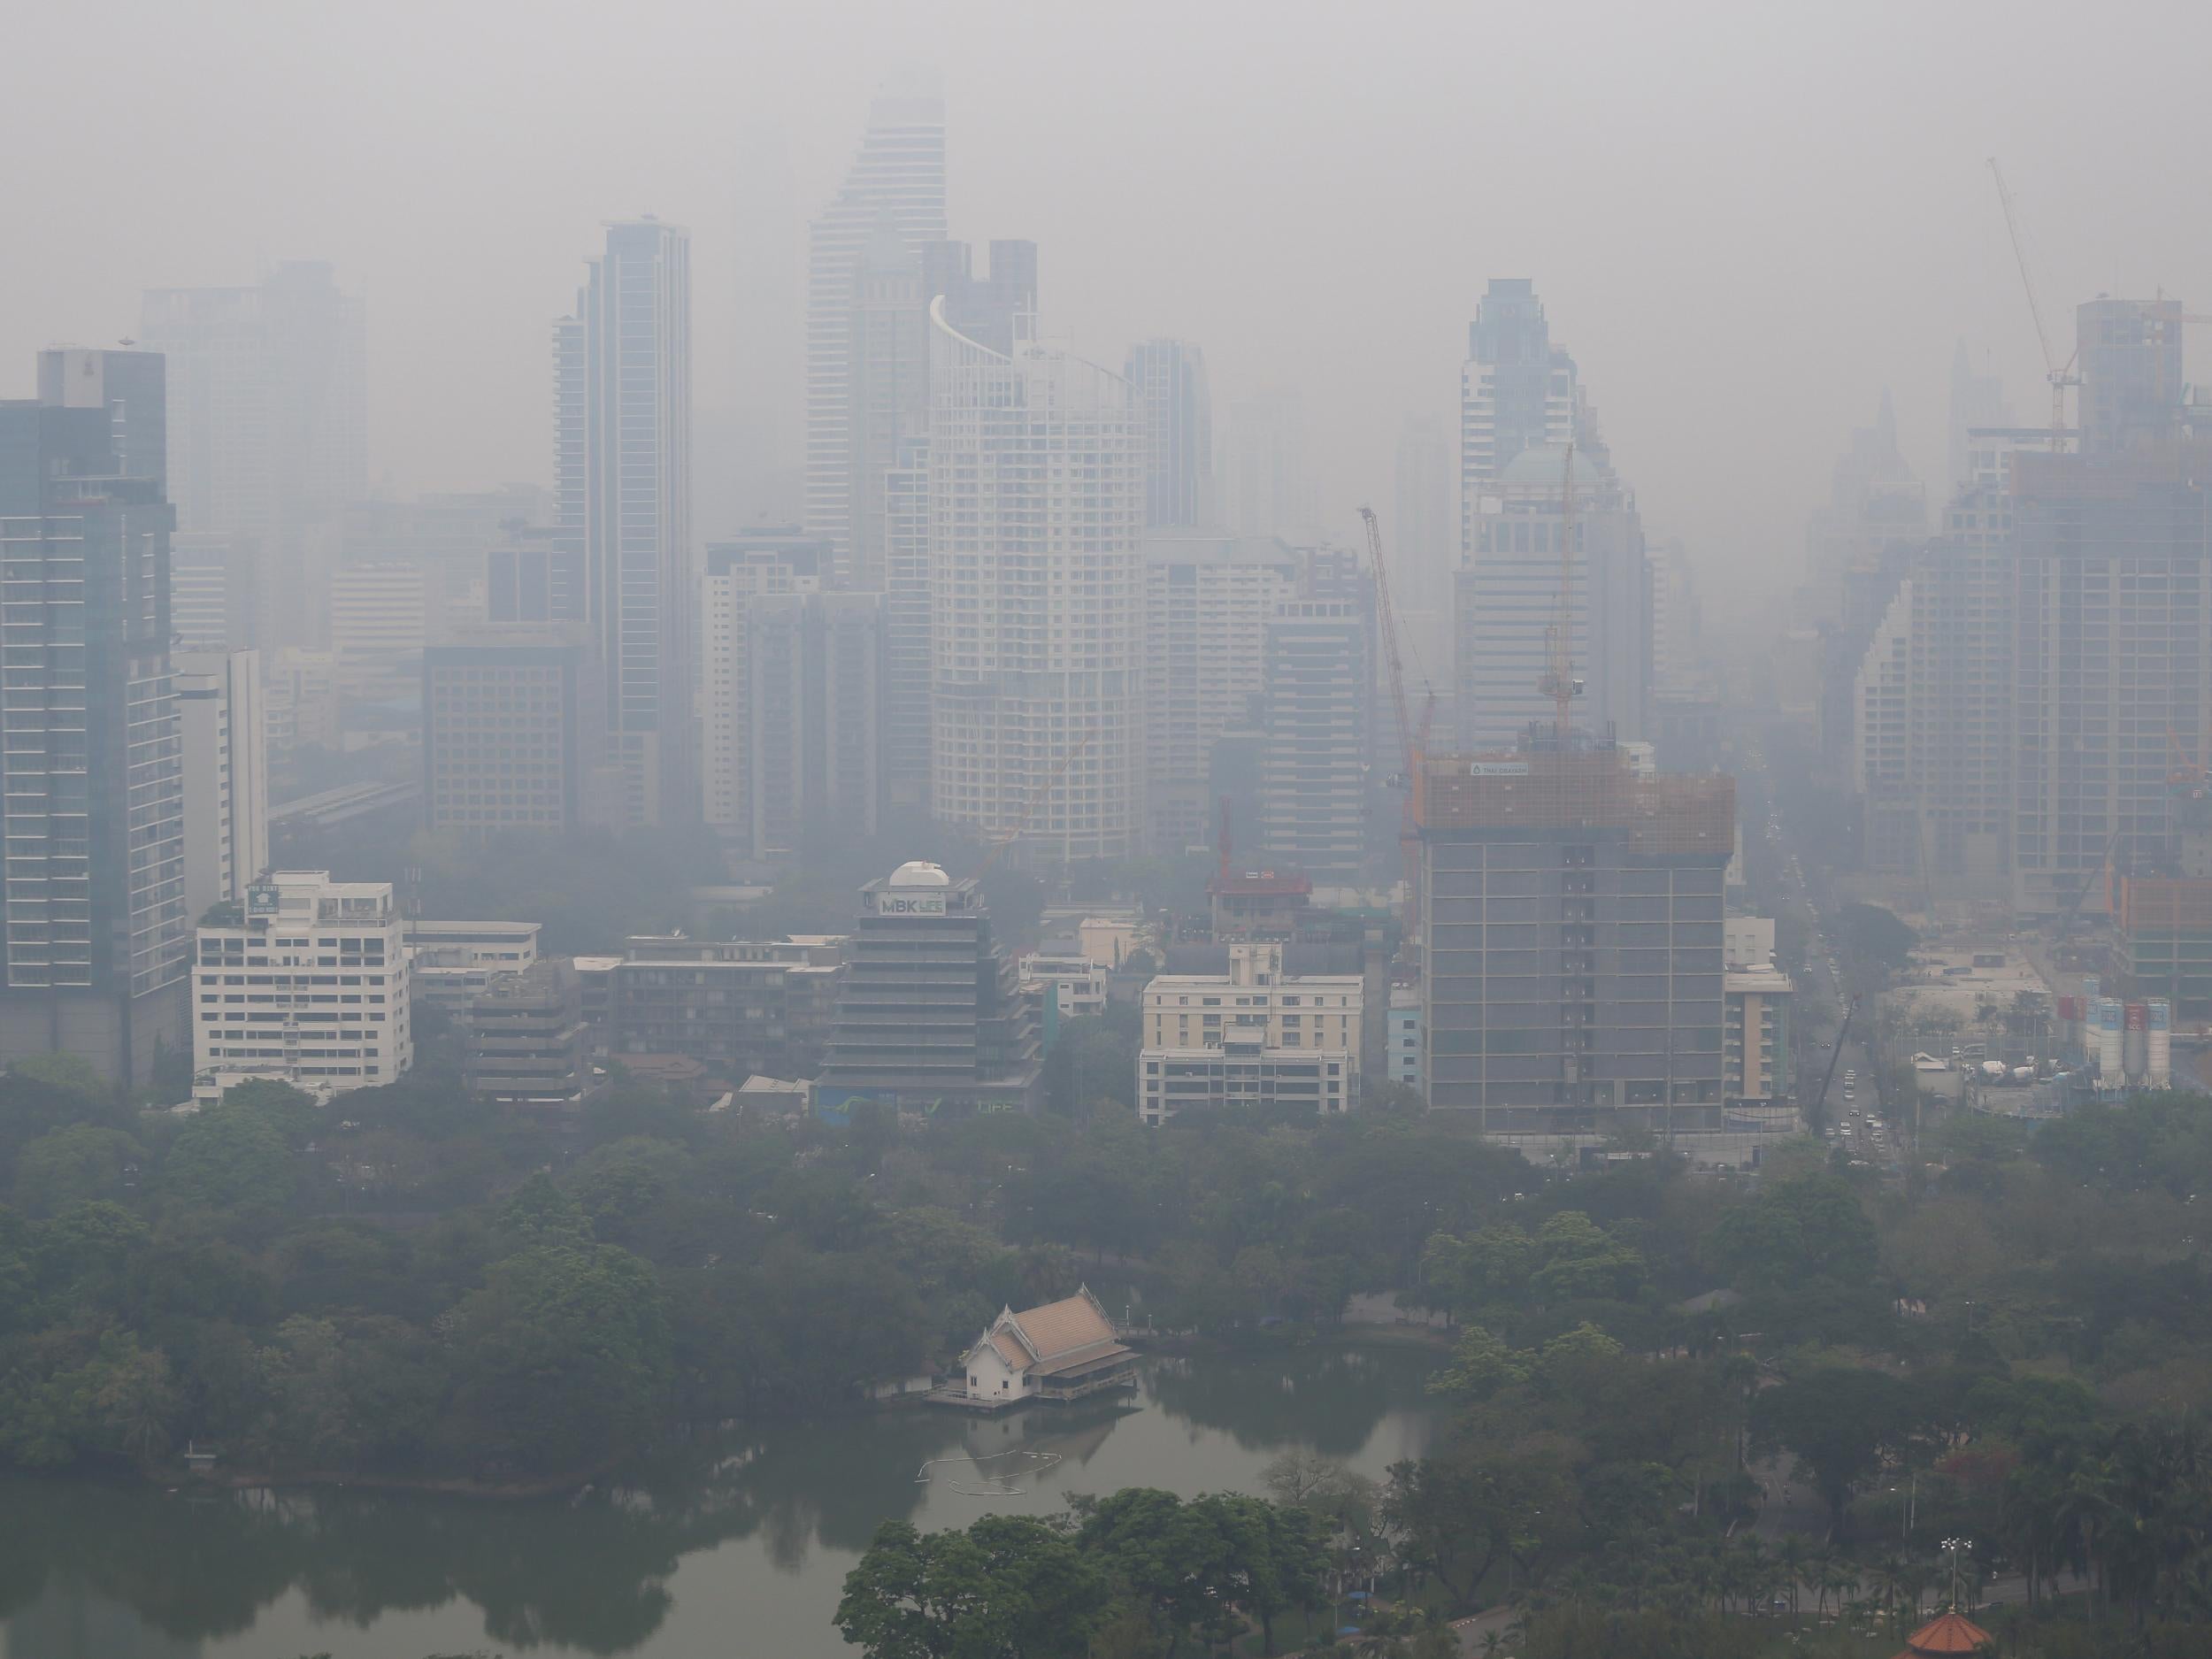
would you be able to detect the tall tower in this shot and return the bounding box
[554,219,695,827]
[926,301,1144,863]
[806,75,949,580]
[0,349,188,1083]
[137,262,365,651]
[1125,339,1214,528]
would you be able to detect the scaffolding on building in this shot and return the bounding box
[1411,748,1734,856]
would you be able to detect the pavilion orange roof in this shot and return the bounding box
[1894,1610,1992,1655]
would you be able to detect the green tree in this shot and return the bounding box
[445,1241,672,1472]
[1749,1366,1922,1530]
[12,1125,141,1217]
[834,1514,1110,1659]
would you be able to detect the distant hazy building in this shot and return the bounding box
[926,300,1144,863]
[816,861,1041,1116]
[331,560,437,703]
[1126,339,1214,527]
[1259,598,1371,880]
[702,533,823,841]
[745,591,884,856]
[1724,964,1793,1106]
[171,531,261,651]
[609,935,843,1082]
[139,263,365,653]
[1141,530,1295,855]
[2078,296,2184,457]
[1393,413,1455,679]
[191,871,411,1101]
[344,483,549,635]
[175,649,268,925]
[421,634,602,835]
[554,219,695,828]
[0,349,189,1082]
[1456,443,1649,752]
[806,75,949,578]
[1947,341,2012,492]
[263,646,339,760]
[1221,390,1317,541]
[844,221,932,592]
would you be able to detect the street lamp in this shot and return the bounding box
[1939,1537,1972,1611]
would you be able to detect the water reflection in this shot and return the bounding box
[2,1344,1440,1659]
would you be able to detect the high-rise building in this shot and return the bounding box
[174,649,268,924]
[554,219,695,827]
[138,263,365,653]
[883,435,933,816]
[1125,340,1214,528]
[2078,297,2185,458]
[170,531,260,651]
[926,300,1144,864]
[1258,598,1370,880]
[330,560,437,703]
[1392,413,1455,679]
[344,483,550,637]
[190,870,411,1102]
[1414,744,1735,1140]
[1141,531,1296,855]
[1456,444,1649,752]
[745,591,885,856]
[1947,341,2012,492]
[702,532,823,842]
[422,633,604,835]
[844,220,931,592]
[815,860,1041,1116]
[263,646,338,761]
[1221,390,1317,541]
[806,75,949,578]
[0,349,188,1083]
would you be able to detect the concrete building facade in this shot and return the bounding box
[926,301,1144,864]
[174,649,268,925]
[1135,942,1362,1124]
[1125,339,1213,528]
[191,871,411,1099]
[1258,598,1371,879]
[0,349,189,1083]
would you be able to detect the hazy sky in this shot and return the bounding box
[8,0,2208,629]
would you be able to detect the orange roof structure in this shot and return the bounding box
[1893,1610,1993,1656]
[966,1286,1131,1377]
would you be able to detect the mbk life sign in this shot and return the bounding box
[879,893,948,917]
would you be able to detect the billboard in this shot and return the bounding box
[879,892,948,917]
[246,883,281,918]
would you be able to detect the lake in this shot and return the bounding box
[1,1343,1446,1659]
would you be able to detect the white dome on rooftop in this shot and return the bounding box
[888,859,951,887]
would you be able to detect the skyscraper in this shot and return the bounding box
[1392,413,1454,677]
[1220,390,1317,541]
[138,263,365,652]
[926,300,1144,864]
[1947,341,2011,491]
[554,219,695,827]
[1259,597,1371,880]
[1456,444,1650,752]
[0,349,188,1082]
[174,648,268,924]
[806,75,949,579]
[1125,340,1214,528]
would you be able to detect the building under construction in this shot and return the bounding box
[1413,740,1737,1138]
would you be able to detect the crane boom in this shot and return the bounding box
[1358,506,1415,787]
[1987,157,2078,448]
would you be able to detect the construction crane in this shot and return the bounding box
[1533,442,1585,741]
[979,726,1095,875]
[1988,157,2078,449]
[1358,505,1424,912]
[1358,506,1416,788]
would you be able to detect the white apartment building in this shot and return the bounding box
[1136,943,1362,1125]
[174,649,268,925]
[1019,954,1109,1021]
[1141,531,1295,854]
[805,74,948,577]
[191,871,412,1102]
[926,298,1145,863]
